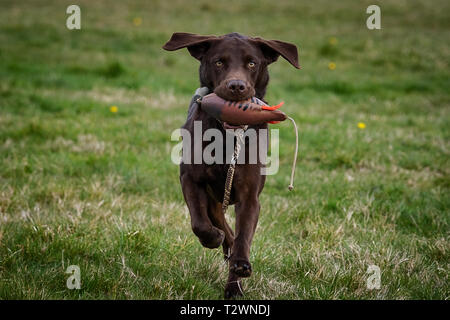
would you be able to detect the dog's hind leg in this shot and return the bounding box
[181,174,225,249]
[207,196,235,260]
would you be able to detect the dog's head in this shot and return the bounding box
[163,32,300,101]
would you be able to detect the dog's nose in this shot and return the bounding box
[226,80,247,95]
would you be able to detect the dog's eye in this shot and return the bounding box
[248,61,256,68]
[215,61,223,67]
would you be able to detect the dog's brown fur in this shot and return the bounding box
[163,32,299,298]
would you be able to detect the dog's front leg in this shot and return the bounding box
[224,270,243,299]
[180,172,225,249]
[229,198,260,278]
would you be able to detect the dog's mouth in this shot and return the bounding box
[213,82,255,103]
[212,83,254,130]
[209,81,255,130]
[222,122,246,130]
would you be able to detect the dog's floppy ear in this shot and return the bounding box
[251,37,300,69]
[163,32,219,61]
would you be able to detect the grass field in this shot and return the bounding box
[0,0,449,299]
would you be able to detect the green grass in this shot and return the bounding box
[0,0,449,299]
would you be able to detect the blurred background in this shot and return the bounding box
[0,0,448,299]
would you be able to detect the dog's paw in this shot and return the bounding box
[224,280,243,299]
[230,259,252,278]
[195,226,225,249]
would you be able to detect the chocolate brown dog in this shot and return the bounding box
[163,32,299,298]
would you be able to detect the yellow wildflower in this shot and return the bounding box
[133,17,142,26]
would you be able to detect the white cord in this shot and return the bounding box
[287,116,298,191]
